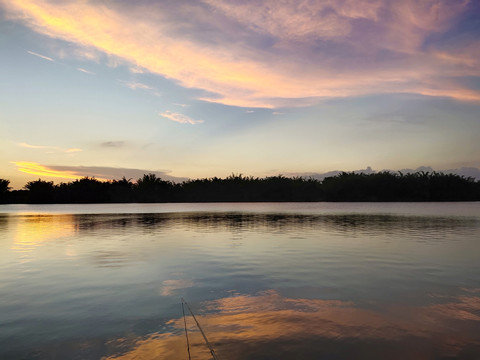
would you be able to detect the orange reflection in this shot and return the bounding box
[160,279,194,296]
[12,215,76,252]
[104,290,480,360]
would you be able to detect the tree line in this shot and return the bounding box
[1,171,479,204]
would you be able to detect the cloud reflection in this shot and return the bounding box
[160,279,194,296]
[104,290,480,359]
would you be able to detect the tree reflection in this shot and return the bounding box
[64,212,476,237]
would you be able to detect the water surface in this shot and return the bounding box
[1,203,479,359]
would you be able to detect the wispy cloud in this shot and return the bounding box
[76,67,95,75]
[100,141,126,148]
[159,111,203,125]
[5,0,479,107]
[73,48,101,62]
[18,142,82,153]
[27,50,54,62]
[129,66,145,74]
[121,81,153,91]
[18,142,52,149]
[202,0,377,40]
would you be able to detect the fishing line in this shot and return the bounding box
[182,298,220,360]
[181,298,192,360]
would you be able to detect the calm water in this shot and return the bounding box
[1,202,479,359]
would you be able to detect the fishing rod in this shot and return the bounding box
[181,298,220,360]
[181,299,192,360]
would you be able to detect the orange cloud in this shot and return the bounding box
[2,0,479,107]
[11,161,98,180]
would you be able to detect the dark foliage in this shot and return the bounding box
[108,177,134,203]
[1,171,479,204]
[177,174,323,202]
[322,171,479,201]
[0,179,11,203]
[24,179,55,203]
[135,174,174,202]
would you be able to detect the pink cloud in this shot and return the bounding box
[3,0,479,108]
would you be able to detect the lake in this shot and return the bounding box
[1,202,479,359]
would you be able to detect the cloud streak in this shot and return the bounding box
[100,141,126,148]
[121,80,153,91]
[76,67,95,75]
[160,111,203,125]
[27,50,54,62]
[3,1,480,107]
[18,142,82,153]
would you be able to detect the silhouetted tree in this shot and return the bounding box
[0,171,478,204]
[108,177,134,202]
[135,174,174,202]
[56,177,109,203]
[24,179,55,203]
[0,179,10,203]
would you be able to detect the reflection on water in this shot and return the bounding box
[8,212,473,236]
[11,215,76,252]
[0,203,479,359]
[105,289,480,360]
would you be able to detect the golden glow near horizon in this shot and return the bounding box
[11,161,107,181]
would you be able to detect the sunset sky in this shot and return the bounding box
[1,0,479,188]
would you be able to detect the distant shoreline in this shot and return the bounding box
[1,171,479,204]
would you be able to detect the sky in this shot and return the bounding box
[1,0,480,189]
